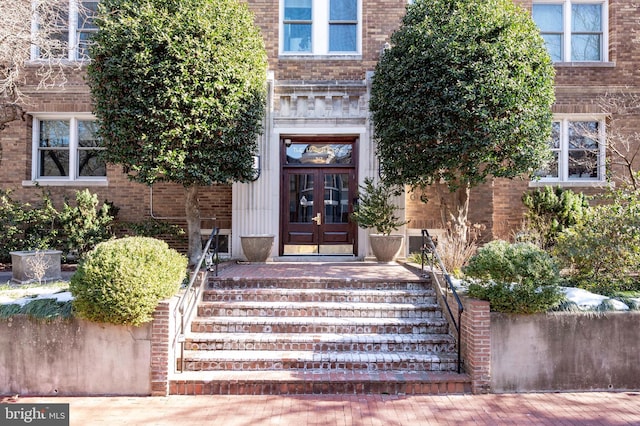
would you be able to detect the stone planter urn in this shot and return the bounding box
[240,235,274,262]
[369,234,404,262]
[10,250,63,284]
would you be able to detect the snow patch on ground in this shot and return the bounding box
[0,287,72,307]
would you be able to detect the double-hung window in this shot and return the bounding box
[281,0,360,55]
[31,115,106,184]
[31,0,99,61]
[532,0,607,62]
[534,117,606,184]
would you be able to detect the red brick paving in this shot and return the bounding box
[4,392,639,425]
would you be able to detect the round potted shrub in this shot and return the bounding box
[351,177,408,262]
[70,236,187,326]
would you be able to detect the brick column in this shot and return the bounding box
[150,298,175,396]
[459,297,491,394]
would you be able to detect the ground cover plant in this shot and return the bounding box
[0,281,72,320]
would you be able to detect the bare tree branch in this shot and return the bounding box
[0,0,89,129]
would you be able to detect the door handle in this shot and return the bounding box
[312,212,322,225]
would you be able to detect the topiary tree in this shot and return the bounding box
[86,0,268,264]
[463,240,564,313]
[370,0,556,243]
[70,236,187,326]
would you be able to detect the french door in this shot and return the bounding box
[281,168,357,255]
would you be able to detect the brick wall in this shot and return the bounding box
[3,0,640,249]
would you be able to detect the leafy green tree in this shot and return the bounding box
[370,0,555,242]
[87,0,267,264]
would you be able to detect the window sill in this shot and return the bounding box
[23,179,108,187]
[554,61,615,68]
[278,54,362,61]
[24,59,90,67]
[529,180,612,188]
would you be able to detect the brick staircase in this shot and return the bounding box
[169,273,471,395]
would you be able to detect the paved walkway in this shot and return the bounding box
[4,392,640,425]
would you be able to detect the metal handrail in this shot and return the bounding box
[173,227,220,372]
[421,229,464,373]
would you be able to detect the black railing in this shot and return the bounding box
[421,229,464,373]
[173,227,220,373]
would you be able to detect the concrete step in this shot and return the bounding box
[179,350,459,372]
[209,278,432,291]
[184,332,457,353]
[202,288,437,304]
[190,316,450,335]
[197,301,444,319]
[169,370,472,395]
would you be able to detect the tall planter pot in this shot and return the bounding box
[240,235,275,262]
[369,234,404,262]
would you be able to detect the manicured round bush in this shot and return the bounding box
[70,237,187,326]
[463,240,564,313]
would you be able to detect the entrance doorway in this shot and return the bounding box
[280,138,357,255]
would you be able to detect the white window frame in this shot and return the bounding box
[532,0,609,63]
[27,113,107,187]
[532,115,607,187]
[30,0,98,62]
[279,0,362,58]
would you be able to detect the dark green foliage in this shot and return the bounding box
[119,219,185,238]
[0,298,73,320]
[521,186,590,249]
[370,0,555,191]
[555,193,640,295]
[464,240,564,313]
[0,190,58,260]
[86,0,268,187]
[70,237,187,326]
[57,189,114,259]
[350,178,407,235]
[0,189,114,262]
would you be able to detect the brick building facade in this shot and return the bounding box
[1,0,636,260]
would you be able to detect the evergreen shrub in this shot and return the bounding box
[555,193,640,295]
[70,237,187,326]
[464,240,564,313]
[521,186,590,249]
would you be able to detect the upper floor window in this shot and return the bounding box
[32,115,106,183]
[534,117,606,184]
[31,0,99,61]
[281,0,360,55]
[532,0,608,62]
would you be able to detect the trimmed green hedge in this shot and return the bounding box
[463,240,564,314]
[70,237,187,326]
